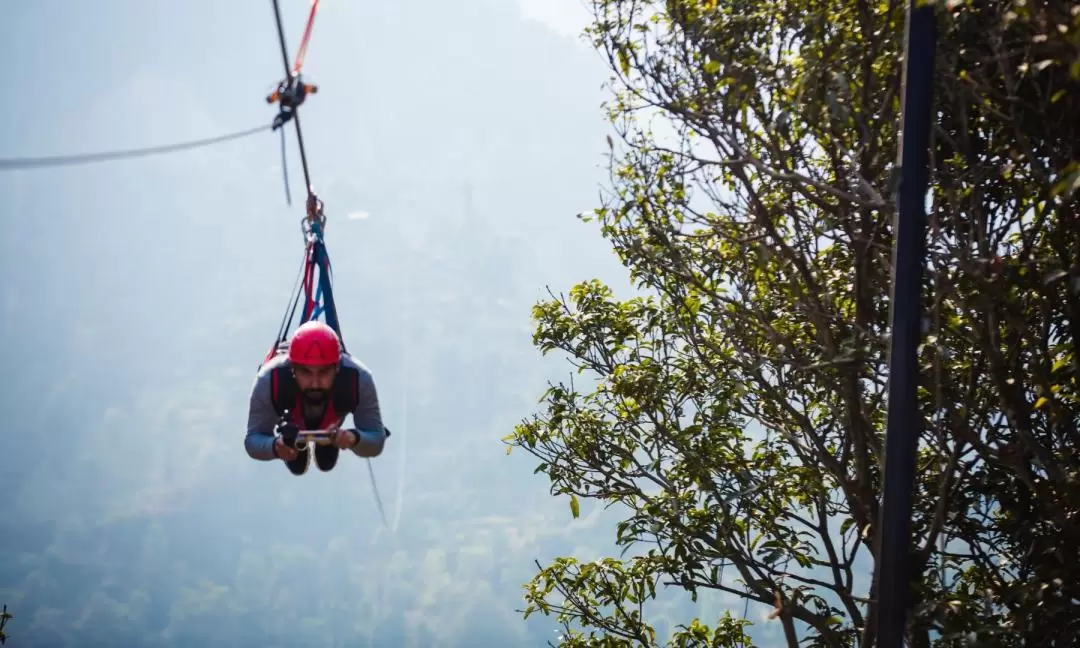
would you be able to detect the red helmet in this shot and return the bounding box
[288,321,341,366]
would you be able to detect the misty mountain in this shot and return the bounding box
[0,1,668,646]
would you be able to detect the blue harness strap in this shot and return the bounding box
[297,219,346,353]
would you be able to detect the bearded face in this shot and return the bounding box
[292,363,338,407]
[302,387,329,405]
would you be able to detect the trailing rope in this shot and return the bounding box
[0,123,270,171]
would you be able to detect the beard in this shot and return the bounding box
[301,389,329,406]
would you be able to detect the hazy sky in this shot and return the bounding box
[519,0,591,38]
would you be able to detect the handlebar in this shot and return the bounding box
[280,427,338,451]
[277,423,392,451]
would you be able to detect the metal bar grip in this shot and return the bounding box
[289,429,334,451]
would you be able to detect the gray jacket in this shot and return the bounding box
[245,351,387,461]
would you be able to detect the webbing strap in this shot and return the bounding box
[308,238,346,352]
[281,235,343,350]
[292,0,321,76]
[301,243,316,321]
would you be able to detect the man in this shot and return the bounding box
[245,320,387,475]
[267,76,318,131]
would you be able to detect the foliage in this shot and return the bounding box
[508,0,1080,645]
[0,604,12,645]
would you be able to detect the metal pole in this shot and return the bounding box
[872,0,936,645]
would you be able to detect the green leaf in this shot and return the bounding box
[570,494,580,519]
[617,47,631,77]
[1052,166,1080,199]
[513,0,1080,644]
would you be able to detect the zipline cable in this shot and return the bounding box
[0,123,271,171]
[270,0,314,200]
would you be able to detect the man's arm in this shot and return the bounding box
[349,368,387,458]
[245,368,280,461]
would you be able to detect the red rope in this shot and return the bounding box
[292,0,320,75]
[301,242,317,321]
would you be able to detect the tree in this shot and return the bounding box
[1,604,12,645]
[506,0,1079,646]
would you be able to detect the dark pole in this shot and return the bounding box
[872,0,936,645]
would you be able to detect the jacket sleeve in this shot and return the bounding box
[245,368,280,461]
[350,369,387,457]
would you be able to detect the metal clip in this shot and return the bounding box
[301,190,327,240]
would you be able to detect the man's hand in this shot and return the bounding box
[274,435,299,461]
[274,420,300,461]
[329,425,357,449]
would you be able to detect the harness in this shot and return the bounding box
[269,359,360,430]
